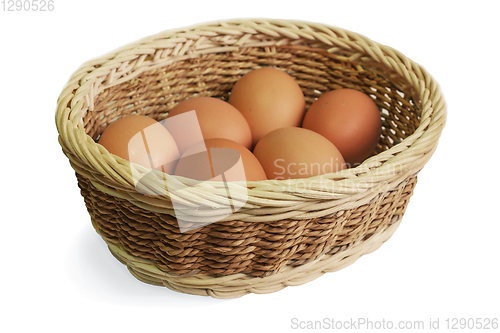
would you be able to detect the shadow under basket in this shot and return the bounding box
[56,19,446,298]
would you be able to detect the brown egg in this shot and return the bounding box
[302,88,382,167]
[175,138,267,182]
[166,96,252,154]
[253,127,345,180]
[98,115,180,173]
[228,67,306,147]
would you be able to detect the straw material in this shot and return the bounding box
[56,19,446,298]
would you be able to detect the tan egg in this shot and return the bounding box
[228,67,306,147]
[98,115,179,174]
[175,138,267,182]
[253,127,345,180]
[166,96,252,154]
[302,88,382,167]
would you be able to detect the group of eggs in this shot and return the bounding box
[98,67,382,182]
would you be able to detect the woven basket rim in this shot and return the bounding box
[55,18,446,219]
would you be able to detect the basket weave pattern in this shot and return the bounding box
[78,173,417,277]
[56,19,446,298]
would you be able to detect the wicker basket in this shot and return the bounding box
[56,19,446,298]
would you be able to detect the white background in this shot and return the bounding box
[1,1,499,332]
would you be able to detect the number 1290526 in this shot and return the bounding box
[2,0,54,11]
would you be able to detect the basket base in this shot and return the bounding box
[105,217,402,299]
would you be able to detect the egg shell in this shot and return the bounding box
[98,115,180,174]
[166,96,252,154]
[174,138,267,182]
[302,88,382,167]
[253,127,345,180]
[228,67,306,147]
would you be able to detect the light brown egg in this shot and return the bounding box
[302,88,382,167]
[166,96,252,154]
[174,138,267,182]
[228,67,306,147]
[98,115,180,173]
[253,127,345,180]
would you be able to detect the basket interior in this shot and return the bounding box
[83,45,421,158]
